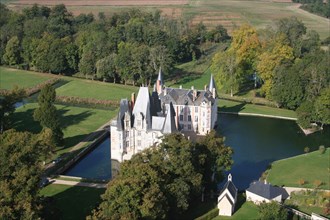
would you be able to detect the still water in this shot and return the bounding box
[218,114,330,189]
[64,137,111,180]
[64,114,329,189]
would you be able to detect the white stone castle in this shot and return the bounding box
[110,69,218,174]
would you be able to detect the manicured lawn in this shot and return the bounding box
[56,79,139,101]
[40,184,105,220]
[0,66,54,90]
[267,149,330,190]
[219,99,297,119]
[11,103,116,152]
[213,201,258,220]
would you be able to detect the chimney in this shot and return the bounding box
[191,86,194,90]
[193,89,197,101]
[180,85,182,89]
[204,84,207,91]
[212,88,216,98]
[164,87,167,96]
[131,93,135,110]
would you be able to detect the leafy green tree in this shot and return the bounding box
[314,87,330,128]
[33,84,63,146]
[211,50,243,97]
[47,4,73,38]
[0,128,54,219]
[0,87,26,133]
[3,36,21,65]
[96,53,117,82]
[258,201,287,220]
[296,101,315,128]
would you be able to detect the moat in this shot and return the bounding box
[64,114,330,189]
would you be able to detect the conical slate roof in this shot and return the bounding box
[209,74,217,97]
[133,87,151,129]
[157,68,163,85]
[163,102,177,134]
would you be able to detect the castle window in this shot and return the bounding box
[138,140,141,146]
[195,106,198,113]
[125,131,129,137]
[180,115,183,121]
[126,141,129,147]
[137,120,141,127]
[188,125,191,130]
[188,115,191,122]
[195,116,198,122]
[138,131,141,136]
[125,120,129,128]
[203,111,205,117]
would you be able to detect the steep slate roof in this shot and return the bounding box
[219,179,238,202]
[157,68,163,85]
[208,74,217,97]
[163,102,177,134]
[133,87,152,128]
[159,88,215,106]
[246,181,283,200]
[117,99,130,130]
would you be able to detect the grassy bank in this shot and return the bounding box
[0,67,54,90]
[40,184,105,220]
[219,99,297,119]
[56,79,139,101]
[267,148,330,190]
[11,103,116,153]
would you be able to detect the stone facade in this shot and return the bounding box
[110,69,218,174]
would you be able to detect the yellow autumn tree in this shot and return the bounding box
[257,34,294,98]
[230,24,261,69]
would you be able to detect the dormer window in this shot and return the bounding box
[137,119,141,127]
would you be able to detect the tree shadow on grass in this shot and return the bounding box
[11,108,42,134]
[218,102,246,113]
[58,108,94,130]
[41,185,105,220]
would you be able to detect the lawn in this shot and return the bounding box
[56,79,139,101]
[267,148,330,190]
[40,184,105,220]
[11,102,116,153]
[0,67,54,90]
[197,195,259,220]
[213,202,258,220]
[219,99,297,119]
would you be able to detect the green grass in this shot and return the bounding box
[267,148,330,190]
[56,79,139,101]
[0,67,53,90]
[11,103,116,153]
[213,202,258,220]
[40,184,105,220]
[219,99,297,118]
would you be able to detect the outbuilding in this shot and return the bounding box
[217,174,238,216]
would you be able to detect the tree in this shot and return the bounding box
[314,87,330,128]
[211,50,243,97]
[296,101,314,129]
[257,34,294,98]
[258,201,287,220]
[0,129,54,219]
[0,87,26,133]
[91,132,233,219]
[33,84,63,146]
[3,36,21,66]
[96,53,117,82]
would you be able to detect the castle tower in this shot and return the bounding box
[156,68,163,94]
[209,74,217,98]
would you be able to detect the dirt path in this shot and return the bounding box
[50,178,107,188]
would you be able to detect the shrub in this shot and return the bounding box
[195,208,219,220]
[319,145,326,154]
[314,180,322,188]
[298,179,305,186]
[304,147,310,154]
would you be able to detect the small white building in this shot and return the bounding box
[246,180,283,204]
[217,174,238,216]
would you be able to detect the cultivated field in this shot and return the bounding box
[6,0,330,39]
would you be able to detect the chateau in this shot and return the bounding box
[110,69,218,173]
